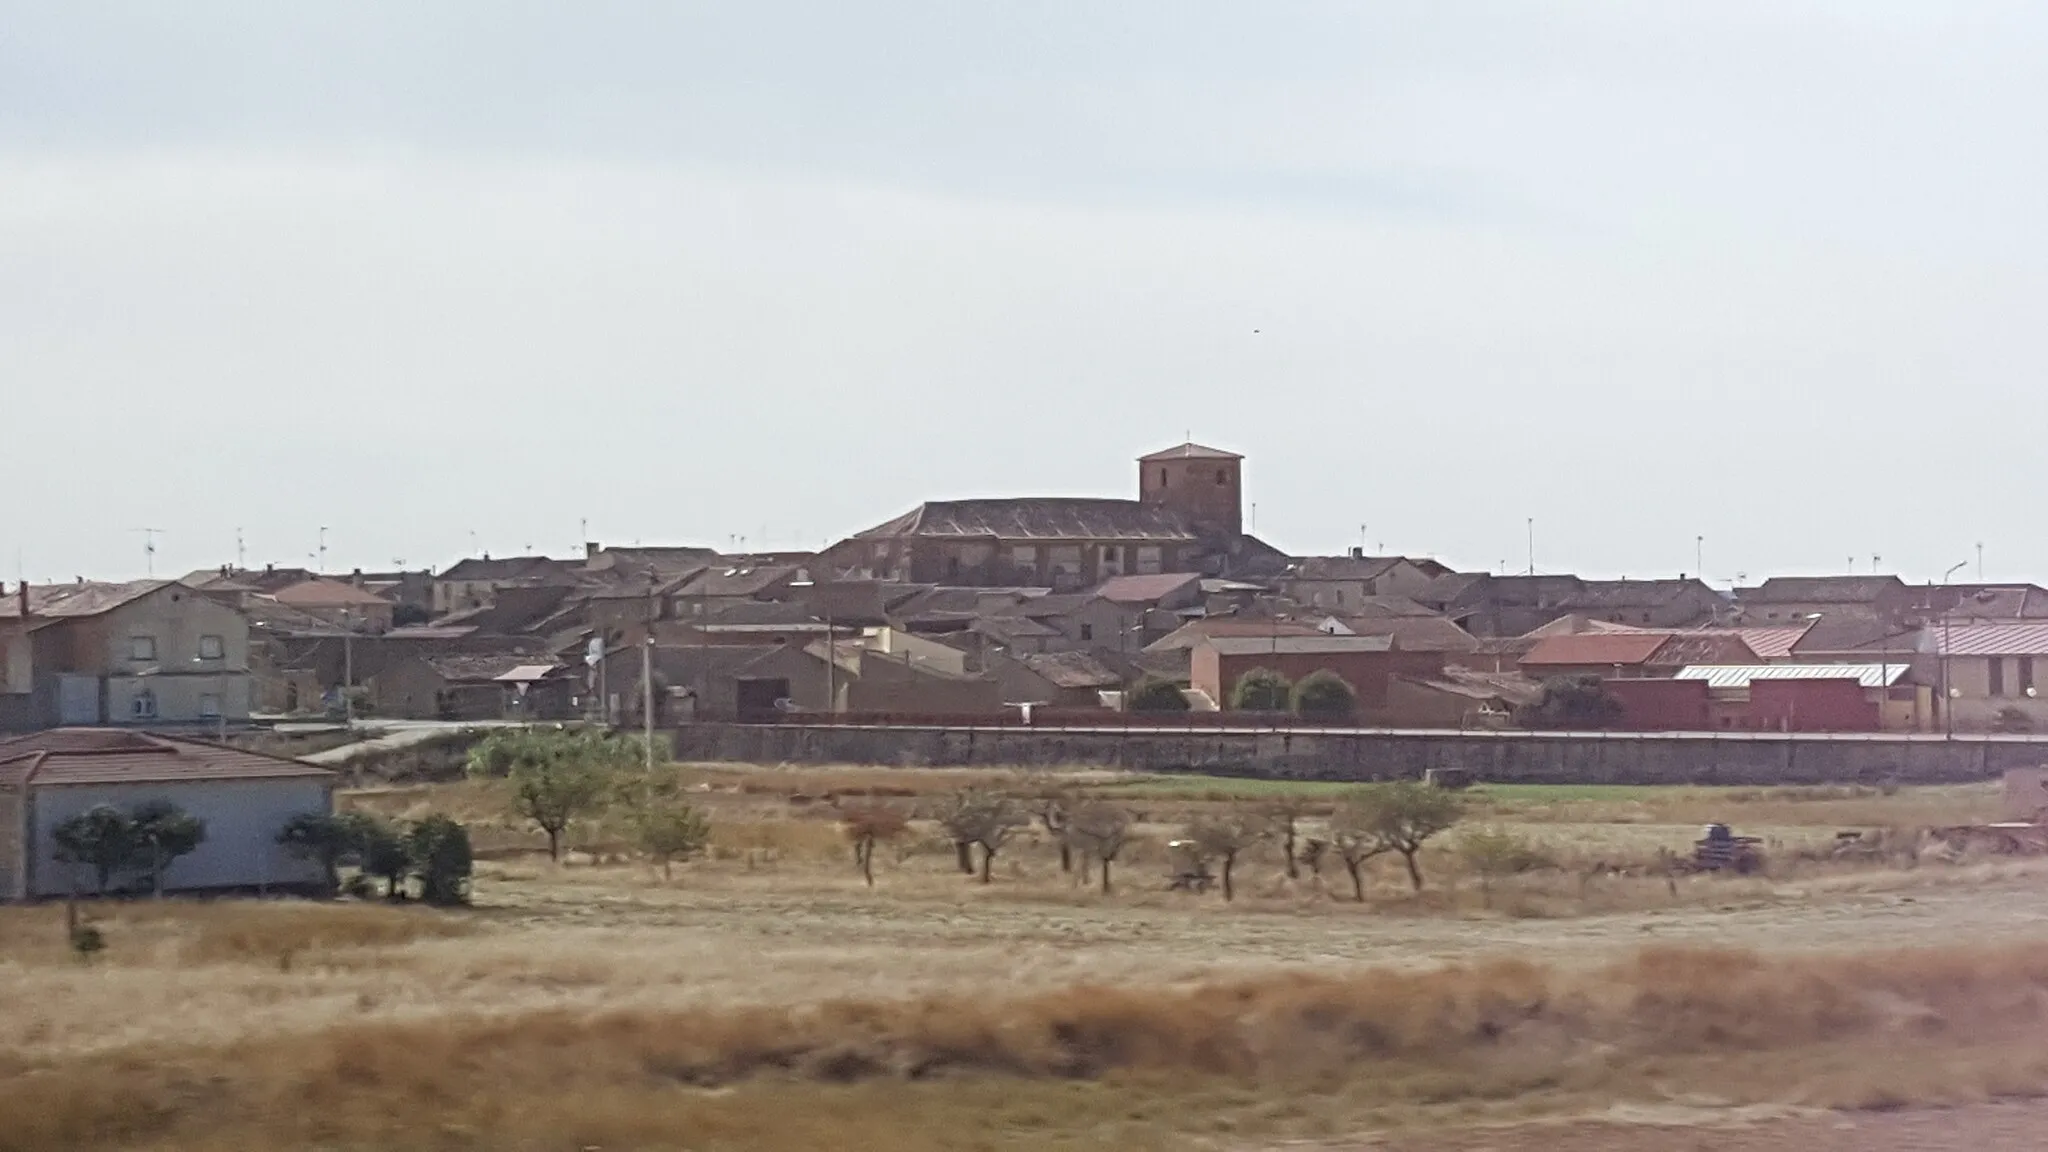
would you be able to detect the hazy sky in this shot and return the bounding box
[5,2,2046,586]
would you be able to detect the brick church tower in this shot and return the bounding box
[1137,441,1244,539]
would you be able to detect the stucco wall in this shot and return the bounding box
[26,778,331,897]
[671,723,2047,786]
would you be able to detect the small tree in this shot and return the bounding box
[407,815,474,906]
[468,728,628,861]
[1292,670,1357,721]
[1067,804,1133,894]
[635,800,712,880]
[128,801,206,899]
[1126,678,1190,713]
[1327,805,1391,902]
[937,791,1025,883]
[1186,810,1268,901]
[279,812,357,895]
[1349,781,1466,891]
[1516,674,1624,730]
[841,802,909,887]
[348,813,412,899]
[1230,667,1292,712]
[1267,797,1310,880]
[1457,826,1554,907]
[1039,796,1075,873]
[52,805,138,896]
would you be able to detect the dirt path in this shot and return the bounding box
[1322,1101,2048,1151]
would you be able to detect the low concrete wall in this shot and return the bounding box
[670,724,2048,786]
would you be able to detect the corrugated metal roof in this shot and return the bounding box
[1936,623,2048,657]
[1675,664,1908,688]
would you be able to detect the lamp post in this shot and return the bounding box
[1940,560,1967,736]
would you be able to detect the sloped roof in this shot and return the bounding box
[1519,633,1671,667]
[1740,576,1908,604]
[1203,635,1394,656]
[1145,617,1323,652]
[1935,623,2048,657]
[1395,669,1545,707]
[1676,664,1908,689]
[269,578,392,608]
[1647,632,1758,667]
[436,555,573,582]
[1564,579,1718,611]
[1944,586,2048,620]
[0,580,170,620]
[1521,615,1658,638]
[418,653,550,682]
[0,729,333,788]
[1339,595,1439,619]
[1325,615,1481,653]
[675,565,802,599]
[1138,441,1241,462]
[1689,625,1813,661]
[697,601,826,629]
[1094,572,1201,605]
[852,499,1199,542]
[1020,650,1127,690]
[1289,555,1411,582]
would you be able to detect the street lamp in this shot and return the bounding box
[1940,560,1968,736]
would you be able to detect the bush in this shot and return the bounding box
[1516,674,1624,729]
[1126,678,1190,713]
[1229,667,1292,712]
[278,812,357,895]
[1457,826,1555,905]
[408,815,474,906]
[1291,670,1357,720]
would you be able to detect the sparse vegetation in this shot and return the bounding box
[1125,677,1190,712]
[841,802,910,887]
[1516,673,1625,729]
[1184,809,1267,900]
[50,800,207,897]
[468,727,638,860]
[1066,802,1133,894]
[936,790,1027,883]
[1345,781,1466,890]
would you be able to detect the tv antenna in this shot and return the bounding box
[318,526,329,573]
[132,528,165,577]
[235,527,246,570]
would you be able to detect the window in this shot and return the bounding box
[199,694,222,719]
[198,635,225,660]
[1158,468,1168,487]
[131,690,157,720]
[1990,658,2006,698]
[1080,623,1094,642]
[1103,546,1120,564]
[1135,546,1163,575]
[129,636,157,662]
[1011,546,1037,566]
[1215,468,1228,486]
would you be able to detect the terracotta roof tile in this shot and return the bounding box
[1519,633,1671,667]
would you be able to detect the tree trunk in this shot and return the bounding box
[1099,856,1112,895]
[1058,841,1073,873]
[95,863,112,896]
[546,826,563,862]
[979,845,995,884]
[954,840,975,875]
[1221,854,1236,902]
[1402,849,1424,891]
[1345,858,1365,903]
[662,856,673,881]
[152,843,165,899]
[860,839,875,887]
[1283,824,1300,880]
[1079,855,1093,886]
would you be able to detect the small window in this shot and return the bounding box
[198,635,225,660]
[1991,658,2006,698]
[131,690,157,719]
[129,636,157,662]
[1080,623,1094,642]
[1103,546,1120,563]
[199,694,222,719]
[1215,468,1228,486]
[1011,546,1037,566]
[1158,468,1168,487]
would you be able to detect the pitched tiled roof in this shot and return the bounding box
[1327,615,1481,653]
[1646,633,1758,667]
[0,729,333,788]
[1144,617,1323,651]
[269,579,392,608]
[1203,635,1395,656]
[419,653,550,682]
[1519,633,1671,667]
[1138,441,1241,462]
[0,580,169,620]
[1739,576,1908,605]
[853,499,1199,543]
[1021,650,1127,690]
[1689,625,1812,661]
[1944,586,2048,620]
[1563,579,1718,611]
[437,556,573,582]
[1289,556,1410,581]
[1093,572,1201,604]
[675,565,801,599]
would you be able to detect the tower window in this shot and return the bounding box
[1215,468,1227,485]
[1158,468,1168,487]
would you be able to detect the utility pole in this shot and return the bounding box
[341,609,356,727]
[642,574,656,768]
[1978,542,1986,581]
[1525,518,1535,577]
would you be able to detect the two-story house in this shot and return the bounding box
[0,580,252,730]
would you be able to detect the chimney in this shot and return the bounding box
[16,581,26,619]
[586,541,601,559]
[351,567,364,587]
[1348,546,1364,559]
[265,563,275,575]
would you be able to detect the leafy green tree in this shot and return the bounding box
[1291,670,1358,720]
[348,813,412,899]
[130,800,207,898]
[468,728,636,860]
[1126,678,1190,713]
[407,815,474,906]
[52,805,138,895]
[1229,667,1293,712]
[1516,674,1624,730]
[278,812,357,894]
[1345,781,1466,891]
[634,801,712,880]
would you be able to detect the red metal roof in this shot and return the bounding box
[1519,633,1671,667]
[0,729,333,788]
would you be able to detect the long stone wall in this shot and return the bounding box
[671,724,2048,786]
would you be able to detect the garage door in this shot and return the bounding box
[57,676,100,725]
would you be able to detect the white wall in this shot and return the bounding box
[27,778,332,896]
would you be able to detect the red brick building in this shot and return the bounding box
[1191,635,1445,715]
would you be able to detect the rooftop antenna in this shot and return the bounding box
[1695,535,1704,580]
[1978,542,1985,580]
[235,528,246,571]
[1359,523,1367,552]
[318,526,329,573]
[132,528,165,577]
[1872,553,1882,574]
[1526,517,1535,576]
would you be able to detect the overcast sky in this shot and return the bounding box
[4,2,2045,586]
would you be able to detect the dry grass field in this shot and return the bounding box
[8,763,2048,1151]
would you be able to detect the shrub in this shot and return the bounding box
[1516,674,1624,730]
[348,813,413,899]
[468,728,632,860]
[1456,826,1555,905]
[1229,667,1292,712]
[1126,678,1190,713]
[278,813,357,894]
[407,815,474,906]
[1291,670,1357,720]
[635,802,712,880]
[51,805,139,895]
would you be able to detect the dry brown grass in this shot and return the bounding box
[11,943,2048,1151]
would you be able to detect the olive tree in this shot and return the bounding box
[130,800,207,899]
[52,805,138,895]
[407,815,474,906]
[937,790,1025,883]
[841,801,909,888]
[278,812,357,895]
[1067,803,1134,895]
[468,728,635,861]
[1291,670,1358,721]
[1185,809,1269,902]
[1346,781,1466,891]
